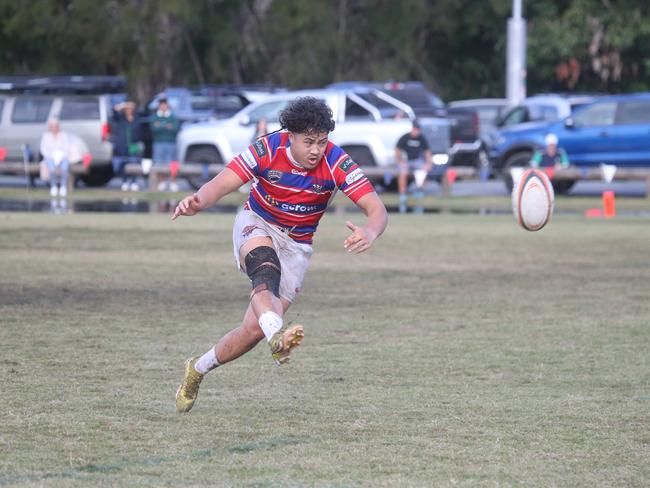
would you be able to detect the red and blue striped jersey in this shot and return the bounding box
[227,131,374,243]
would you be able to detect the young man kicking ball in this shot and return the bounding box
[172,96,388,413]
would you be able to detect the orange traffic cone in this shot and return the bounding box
[602,191,616,218]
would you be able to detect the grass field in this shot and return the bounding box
[1,207,649,487]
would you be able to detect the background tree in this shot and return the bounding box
[1,0,649,103]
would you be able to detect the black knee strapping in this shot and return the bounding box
[244,246,281,298]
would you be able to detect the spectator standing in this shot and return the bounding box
[531,133,570,170]
[151,97,180,191]
[40,118,73,198]
[251,117,269,142]
[395,120,433,214]
[111,100,143,191]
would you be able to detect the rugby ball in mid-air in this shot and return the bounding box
[511,169,554,231]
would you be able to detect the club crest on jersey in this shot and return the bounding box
[345,168,364,185]
[266,169,282,183]
[312,183,324,193]
[253,140,267,158]
[338,157,355,173]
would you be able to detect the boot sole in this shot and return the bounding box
[273,325,304,365]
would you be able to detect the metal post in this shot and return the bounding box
[506,0,526,107]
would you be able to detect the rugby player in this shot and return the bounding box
[172,96,388,413]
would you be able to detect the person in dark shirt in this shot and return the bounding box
[111,100,143,191]
[395,120,433,213]
[530,133,569,169]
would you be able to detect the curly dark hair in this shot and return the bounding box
[279,96,335,135]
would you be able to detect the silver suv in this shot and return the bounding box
[0,76,126,186]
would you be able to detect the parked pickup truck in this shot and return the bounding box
[176,87,451,188]
[328,81,482,169]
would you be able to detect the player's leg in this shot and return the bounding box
[176,298,292,413]
[238,237,304,365]
[176,212,309,412]
[212,296,291,364]
[176,237,297,413]
[240,236,284,327]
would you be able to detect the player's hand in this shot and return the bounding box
[343,220,377,254]
[172,193,202,220]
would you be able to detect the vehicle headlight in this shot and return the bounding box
[432,154,449,165]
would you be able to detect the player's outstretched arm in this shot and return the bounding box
[172,167,244,220]
[344,192,388,254]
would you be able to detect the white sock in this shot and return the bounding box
[194,347,220,374]
[258,311,283,341]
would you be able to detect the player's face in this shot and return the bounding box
[289,131,328,169]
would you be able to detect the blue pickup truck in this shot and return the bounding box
[488,92,650,193]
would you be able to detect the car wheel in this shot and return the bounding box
[79,164,114,187]
[343,146,376,167]
[502,151,533,192]
[185,146,223,190]
[552,180,576,195]
[341,145,390,188]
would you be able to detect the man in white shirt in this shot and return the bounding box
[40,118,73,197]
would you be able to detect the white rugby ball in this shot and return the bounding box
[511,169,554,231]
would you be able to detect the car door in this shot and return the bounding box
[5,96,56,160]
[559,101,617,166]
[608,99,650,167]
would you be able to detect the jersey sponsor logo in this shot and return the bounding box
[345,168,364,185]
[280,202,320,213]
[267,169,282,183]
[253,140,267,158]
[338,157,355,173]
[291,169,308,176]
[241,148,257,169]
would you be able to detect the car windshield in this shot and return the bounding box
[475,106,503,125]
[499,104,558,126]
[190,94,245,113]
[246,100,289,124]
[499,107,527,126]
[355,92,401,118]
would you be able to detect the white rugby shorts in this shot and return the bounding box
[232,209,313,303]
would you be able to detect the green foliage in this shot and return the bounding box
[1,0,649,102]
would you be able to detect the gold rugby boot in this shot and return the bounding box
[175,357,204,413]
[269,324,304,365]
